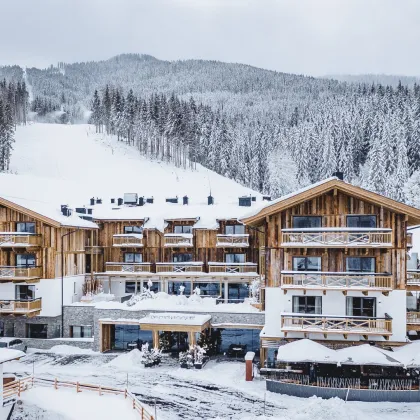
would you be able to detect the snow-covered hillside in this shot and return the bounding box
[1,123,259,209]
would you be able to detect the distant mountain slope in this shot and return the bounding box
[327,73,420,87]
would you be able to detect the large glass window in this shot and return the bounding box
[346,297,376,317]
[174,225,192,234]
[124,253,142,263]
[113,325,153,351]
[125,281,136,294]
[16,254,36,267]
[347,215,377,228]
[192,282,221,297]
[16,222,36,233]
[123,226,143,234]
[346,257,375,273]
[168,281,192,295]
[16,285,35,301]
[292,216,322,229]
[227,283,249,302]
[292,296,322,314]
[292,256,321,271]
[216,328,260,355]
[225,254,245,263]
[225,225,245,235]
[71,326,92,338]
[173,253,193,263]
[26,324,47,339]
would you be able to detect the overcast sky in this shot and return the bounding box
[1,0,419,76]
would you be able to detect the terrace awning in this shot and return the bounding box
[336,344,402,366]
[276,339,338,364]
[139,313,211,332]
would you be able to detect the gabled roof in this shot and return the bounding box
[241,178,420,226]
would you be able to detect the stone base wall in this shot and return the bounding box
[21,338,94,351]
[0,316,62,339]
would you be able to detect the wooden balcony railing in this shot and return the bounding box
[281,228,392,248]
[0,298,42,317]
[281,272,393,290]
[216,234,249,247]
[112,234,144,247]
[281,314,393,336]
[0,233,42,247]
[208,262,258,275]
[105,262,152,274]
[155,262,203,273]
[407,270,420,285]
[407,312,420,324]
[164,234,193,247]
[0,266,42,281]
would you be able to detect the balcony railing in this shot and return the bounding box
[105,262,152,274]
[0,298,42,317]
[281,314,393,336]
[208,262,258,275]
[0,266,42,281]
[407,312,420,324]
[112,234,144,247]
[155,262,203,274]
[281,272,393,290]
[407,270,420,285]
[164,234,193,247]
[0,233,42,247]
[216,234,249,247]
[281,228,392,248]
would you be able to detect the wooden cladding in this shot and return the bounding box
[281,314,393,336]
[0,298,42,317]
[281,273,393,290]
[0,234,42,247]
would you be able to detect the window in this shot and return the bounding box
[125,282,136,294]
[124,253,142,263]
[346,257,375,273]
[123,226,143,234]
[71,326,92,338]
[16,254,36,267]
[228,283,249,303]
[26,324,47,339]
[293,257,321,271]
[346,297,376,317]
[174,225,192,234]
[173,253,192,263]
[16,222,36,233]
[292,296,322,314]
[192,282,221,297]
[347,215,377,228]
[16,285,35,301]
[225,225,245,235]
[292,216,322,229]
[225,254,245,263]
[168,281,192,295]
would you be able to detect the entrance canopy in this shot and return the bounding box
[139,313,211,333]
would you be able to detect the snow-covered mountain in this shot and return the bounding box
[0,123,260,212]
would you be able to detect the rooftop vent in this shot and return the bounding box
[111,198,115,204]
[146,197,154,204]
[239,197,252,207]
[263,196,271,201]
[138,197,144,206]
[117,198,123,206]
[208,195,214,205]
[96,198,102,205]
[61,205,72,217]
[90,197,95,206]
[251,196,256,202]
[183,196,189,205]
[332,171,344,181]
[75,207,87,214]
[124,193,138,205]
[87,209,93,215]
[166,197,178,204]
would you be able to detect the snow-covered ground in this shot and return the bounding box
[5,349,420,420]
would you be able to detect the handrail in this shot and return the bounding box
[113,235,144,246]
[0,298,42,314]
[216,234,249,247]
[163,235,193,247]
[105,263,152,273]
[208,263,258,274]
[156,262,203,273]
[407,312,420,324]
[0,266,42,279]
[0,233,42,247]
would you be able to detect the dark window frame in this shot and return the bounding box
[225,224,246,235]
[15,285,35,301]
[292,216,322,229]
[346,215,377,228]
[292,256,322,271]
[16,222,36,234]
[346,256,376,273]
[292,296,322,314]
[225,253,246,263]
[173,225,193,234]
[123,253,143,263]
[16,253,36,267]
[172,253,193,263]
[70,325,93,338]
[123,226,143,234]
[346,296,376,317]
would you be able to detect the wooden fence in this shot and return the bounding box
[3,376,155,420]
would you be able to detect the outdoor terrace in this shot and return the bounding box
[0,298,42,317]
[163,233,193,247]
[0,266,42,282]
[112,234,144,247]
[0,233,42,248]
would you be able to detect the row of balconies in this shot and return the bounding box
[103,262,258,276]
[112,233,250,248]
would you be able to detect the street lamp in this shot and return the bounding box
[61,229,78,337]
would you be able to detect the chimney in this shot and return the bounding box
[208,195,214,205]
[332,171,344,181]
[96,198,102,204]
[166,197,178,204]
[251,196,256,202]
[87,209,93,215]
[90,197,95,206]
[146,197,154,204]
[111,198,115,204]
[183,196,189,205]
[117,198,123,206]
[263,196,271,201]
[138,197,144,206]
[61,205,72,217]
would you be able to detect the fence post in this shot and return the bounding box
[124,389,127,399]
[135,399,137,410]
[18,379,21,397]
[99,385,101,396]
[76,382,80,393]
[54,378,58,390]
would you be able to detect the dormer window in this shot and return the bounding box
[16,222,36,234]
[225,225,245,235]
[346,215,377,228]
[174,225,192,234]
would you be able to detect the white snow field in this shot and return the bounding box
[5,350,420,420]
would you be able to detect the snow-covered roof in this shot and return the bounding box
[336,345,401,366]
[0,348,25,363]
[276,339,338,364]
[393,341,420,367]
[139,312,211,326]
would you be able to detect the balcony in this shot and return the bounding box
[155,262,203,274]
[0,233,42,248]
[407,270,420,286]
[281,228,392,248]
[407,312,420,325]
[0,298,42,317]
[208,262,258,276]
[0,266,42,282]
[105,262,152,274]
[216,234,249,247]
[113,234,144,247]
[281,314,393,338]
[164,234,193,247]
[281,271,393,292]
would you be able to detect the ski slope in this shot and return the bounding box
[1,123,260,209]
